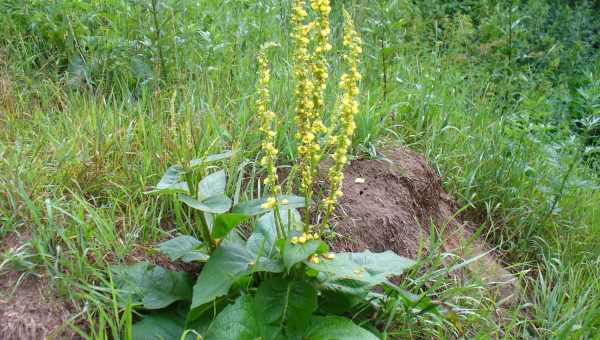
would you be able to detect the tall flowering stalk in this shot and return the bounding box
[256,46,280,211]
[259,4,362,234]
[322,10,362,225]
[292,0,333,231]
[310,0,332,113]
[291,0,319,230]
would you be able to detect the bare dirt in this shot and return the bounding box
[326,147,518,305]
[0,234,74,340]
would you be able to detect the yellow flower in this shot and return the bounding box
[298,234,307,244]
[323,252,335,260]
[309,254,321,264]
[291,236,299,245]
[261,196,277,209]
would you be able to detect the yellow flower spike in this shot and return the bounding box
[309,254,321,264]
[291,236,299,245]
[292,0,333,231]
[306,233,314,241]
[312,233,320,240]
[256,44,281,209]
[323,9,362,224]
[298,234,307,244]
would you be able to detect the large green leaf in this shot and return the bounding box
[231,195,306,216]
[150,165,189,194]
[191,235,251,308]
[178,194,232,214]
[204,295,260,340]
[318,281,367,315]
[191,231,284,309]
[305,250,415,287]
[113,262,193,309]
[157,235,209,263]
[212,213,249,240]
[255,277,317,333]
[246,209,302,259]
[304,316,379,340]
[198,170,227,199]
[283,239,328,271]
[189,150,233,168]
[132,304,188,340]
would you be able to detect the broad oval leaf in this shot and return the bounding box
[212,213,250,240]
[189,150,233,168]
[198,170,227,199]
[149,165,189,194]
[246,208,302,259]
[255,277,317,333]
[157,235,209,263]
[191,235,253,309]
[191,233,283,310]
[304,316,379,340]
[179,194,232,214]
[231,195,307,216]
[132,303,189,340]
[204,295,260,340]
[305,250,415,288]
[283,239,328,271]
[112,262,193,310]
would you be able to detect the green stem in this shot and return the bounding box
[273,205,286,240]
[303,191,311,232]
[197,211,215,252]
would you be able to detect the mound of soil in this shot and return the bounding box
[326,147,517,304]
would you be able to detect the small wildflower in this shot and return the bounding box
[306,233,314,241]
[261,197,277,209]
[291,236,299,245]
[309,254,321,264]
[298,234,307,244]
[323,253,335,260]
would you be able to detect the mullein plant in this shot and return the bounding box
[261,2,361,234]
[126,3,418,339]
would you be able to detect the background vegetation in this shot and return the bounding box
[1,0,599,338]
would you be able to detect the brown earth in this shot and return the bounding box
[0,234,74,340]
[326,147,518,305]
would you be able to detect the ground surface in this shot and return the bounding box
[0,235,73,340]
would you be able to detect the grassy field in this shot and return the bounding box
[1,0,600,338]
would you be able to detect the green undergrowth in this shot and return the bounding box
[1,0,600,339]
